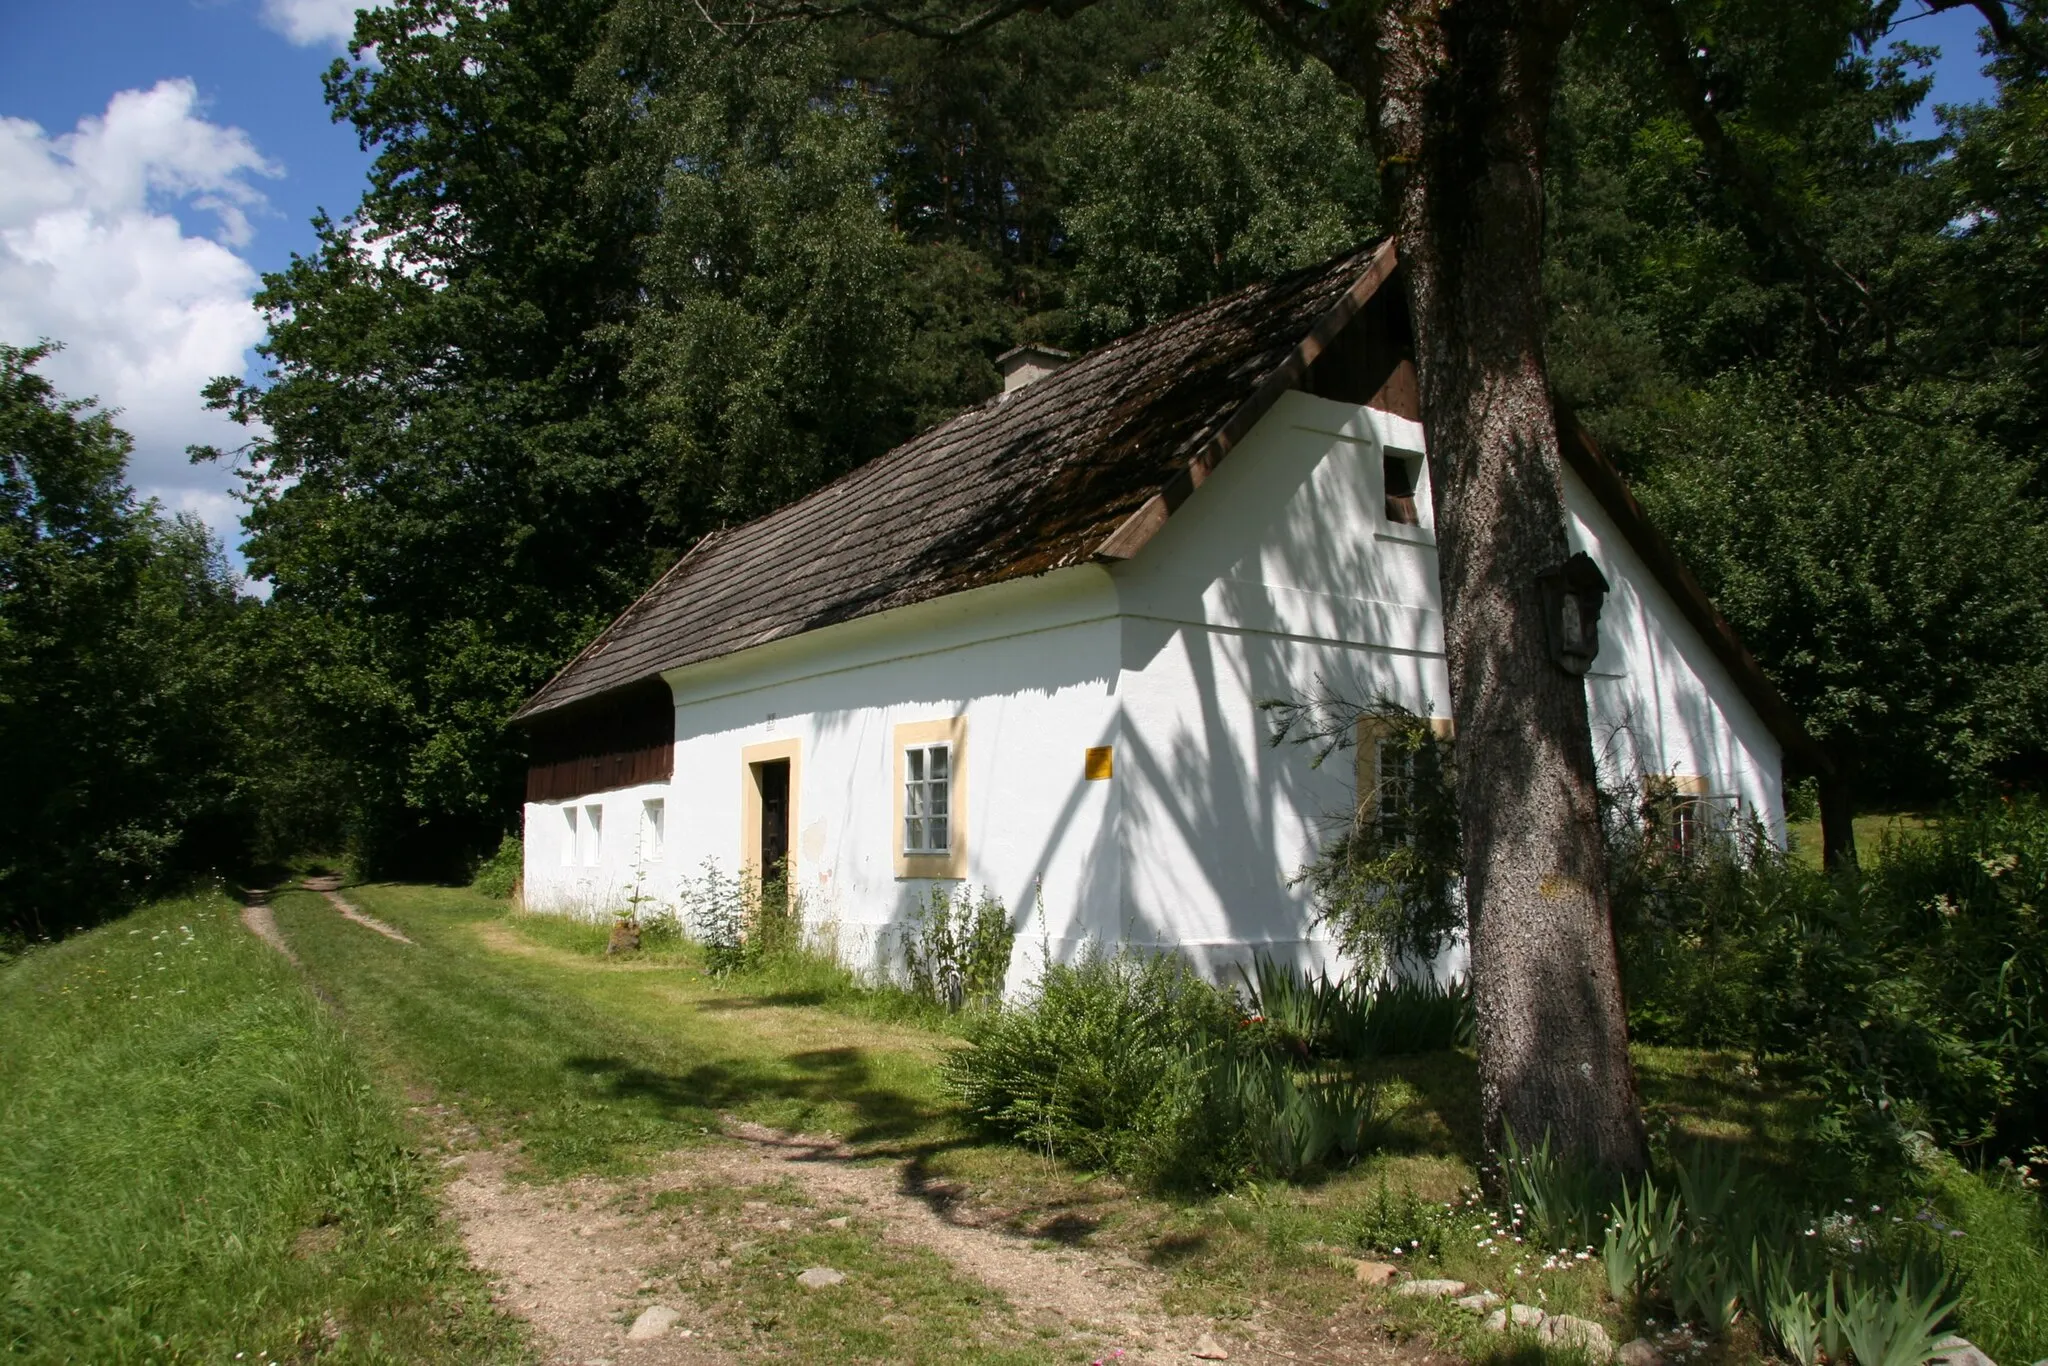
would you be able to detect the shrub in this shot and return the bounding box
[469,835,522,900]
[678,860,800,976]
[1261,690,1463,976]
[902,884,1014,1009]
[944,949,1390,1187]
[1615,794,2048,1170]
[945,951,1245,1186]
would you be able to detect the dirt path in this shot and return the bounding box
[433,1117,1337,1366]
[240,901,299,965]
[233,901,1416,1365]
[301,876,415,944]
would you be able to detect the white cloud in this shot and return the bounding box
[0,80,278,559]
[259,0,368,47]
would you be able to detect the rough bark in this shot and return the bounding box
[1818,760,1859,873]
[1361,0,1647,1173]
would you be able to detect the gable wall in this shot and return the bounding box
[1105,389,1784,980]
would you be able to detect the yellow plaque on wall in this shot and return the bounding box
[1084,746,1113,781]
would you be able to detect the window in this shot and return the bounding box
[903,743,951,854]
[561,806,578,866]
[578,803,603,865]
[1375,737,1416,837]
[893,716,968,879]
[1642,775,1727,859]
[1384,452,1420,525]
[1354,714,1453,846]
[640,798,665,862]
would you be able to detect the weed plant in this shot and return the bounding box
[1238,957,1475,1061]
[902,883,1015,1009]
[469,834,522,899]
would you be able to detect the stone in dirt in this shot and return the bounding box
[1354,1260,1400,1287]
[1483,1305,1546,1332]
[1394,1278,1468,1298]
[1617,1338,1663,1366]
[825,1215,851,1229]
[1191,1333,1230,1360]
[1455,1290,1503,1312]
[1931,1337,1998,1366]
[1541,1314,1615,1361]
[795,1266,846,1289]
[624,1305,680,1340]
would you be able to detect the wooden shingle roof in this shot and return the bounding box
[516,240,1395,720]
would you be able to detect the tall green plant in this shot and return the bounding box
[903,884,1014,1009]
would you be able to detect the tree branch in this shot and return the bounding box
[726,0,1093,41]
[1887,1,2048,74]
[1634,0,1884,331]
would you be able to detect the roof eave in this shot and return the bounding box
[1091,237,1401,562]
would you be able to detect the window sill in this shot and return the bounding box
[1375,529,1436,548]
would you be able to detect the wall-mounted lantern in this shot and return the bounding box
[1537,551,1610,677]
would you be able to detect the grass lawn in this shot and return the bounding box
[12,881,2041,1364]
[0,890,524,1364]
[1785,810,1932,867]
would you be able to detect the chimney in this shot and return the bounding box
[996,344,1072,395]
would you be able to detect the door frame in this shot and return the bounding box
[739,737,802,894]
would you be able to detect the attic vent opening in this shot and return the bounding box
[1384,451,1420,525]
[996,344,1072,394]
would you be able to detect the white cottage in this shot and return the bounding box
[513,240,1815,983]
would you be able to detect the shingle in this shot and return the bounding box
[515,244,1383,719]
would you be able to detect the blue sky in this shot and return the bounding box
[0,0,2011,572]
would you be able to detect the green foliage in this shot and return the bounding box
[1,345,251,940]
[470,835,522,900]
[1617,796,2048,1170]
[1238,956,1475,1061]
[1923,1156,2048,1363]
[1829,1268,1958,1366]
[0,893,521,1361]
[943,951,1252,1188]
[902,884,1015,1009]
[1636,373,2048,802]
[203,0,657,876]
[1498,1125,1617,1253]
[679,860,804,976]
[944,949,1468,1188]
[1262,691,1463,977]
[1055,14,1380,343]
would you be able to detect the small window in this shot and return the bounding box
[640,798,665,862]
[1643,776,1725,859]
[561,806,579,866]
[1375,738,1416,842]
[903,742,951,855]
[578,803,603,865]
[1384,452,1420,525]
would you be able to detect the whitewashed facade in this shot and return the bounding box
[522,388,1784,984]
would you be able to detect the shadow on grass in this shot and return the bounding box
[562,1045,938,1147]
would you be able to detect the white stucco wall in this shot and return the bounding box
[522,386,1784,988]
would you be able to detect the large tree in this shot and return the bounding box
[1,345,249,941]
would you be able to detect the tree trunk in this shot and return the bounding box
[1364,0,1647,1173]
[1818,759,1858,872]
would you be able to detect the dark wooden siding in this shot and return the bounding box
[520,678,675,802]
